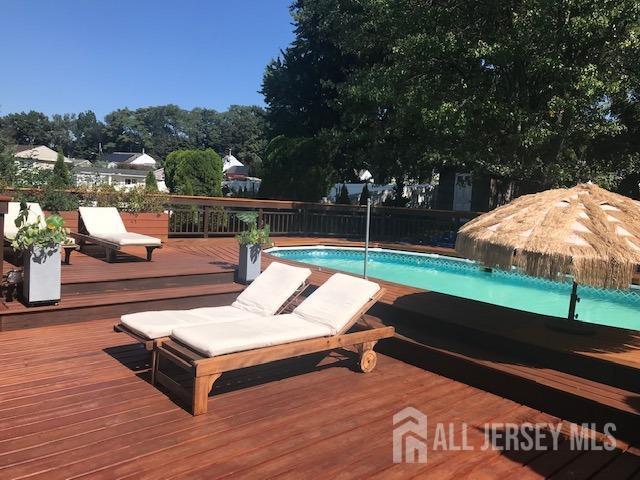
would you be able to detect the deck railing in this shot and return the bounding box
[1,188,479,246]
[167,196,479,246]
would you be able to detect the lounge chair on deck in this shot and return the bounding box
[4,202,78,264]
[115,262,312,380]
[72,207,162,262]
[153,273,393,415]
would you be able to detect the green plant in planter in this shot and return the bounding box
[235,211,270,245]
[11,203,69,252]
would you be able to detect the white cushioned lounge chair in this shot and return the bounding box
[115,262,312,381]
[153,273,393,415]
[4,202,78,264]
[72,207,162,262]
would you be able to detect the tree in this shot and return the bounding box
[358,183,370,205]
[51,149,73,188]
[72,111,104,160]
[164,149,222,197]
[0,140,17,189]
[145,170,159,191]
[0,111,52,146]
[258,135,336,202]
[262,0,640,195]
[336,183,351,205]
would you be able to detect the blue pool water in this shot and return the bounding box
[268,247,640,330]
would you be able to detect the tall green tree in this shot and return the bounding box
[51,149,73,188]
[145,170,159,191]
[164,148,222,196]
[258,135,336,202]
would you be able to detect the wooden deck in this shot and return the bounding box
[2,236,640,477]
[2,317,640,479]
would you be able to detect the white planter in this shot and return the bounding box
[22,244,61,306]
[238,244,262,284]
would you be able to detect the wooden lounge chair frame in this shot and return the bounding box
[71,215,162,262]
[114,280,309,383]
[153,288,393,415]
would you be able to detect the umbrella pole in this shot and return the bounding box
[363,198,371,279]
[547,280,594,335]
[567,281,580,321]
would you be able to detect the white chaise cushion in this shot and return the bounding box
[171,314,333,357]
[94,231,162,246]
[232,262,311,316]
[119,262,310,339]
[293,273,380,334]
[79,207,127,235]
[121,306,262,339]
[5,202,46,240]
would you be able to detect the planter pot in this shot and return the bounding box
[22,244,61,306]
[238,244,262,284]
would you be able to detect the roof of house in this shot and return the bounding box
[68,158,92,167]
[103,152,142,164]
[103,152,157,166]
[14,144,35,153]
[222,153,244,172]
[13,145,73,163]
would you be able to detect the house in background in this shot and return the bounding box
[222,151,260,195]
[74,166,151,189]
[13,145,73,169]
[103,151,157,169]
[73,150,167,191]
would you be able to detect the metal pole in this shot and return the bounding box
[567,281,580,321]
[364,198,371,279]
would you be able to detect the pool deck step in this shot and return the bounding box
[0,282,245,331]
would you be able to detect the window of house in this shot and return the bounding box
[125,178,137,185]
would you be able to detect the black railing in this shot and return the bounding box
[167,197,479,247]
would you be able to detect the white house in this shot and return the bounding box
[74,166,149,190]
[14,145,73,169]
[103,151,157,169]
[73,166,169,192]
[222,151,249,176]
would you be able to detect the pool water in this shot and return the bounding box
[268,247,640,330]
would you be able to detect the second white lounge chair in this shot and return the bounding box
[72,207,162,262]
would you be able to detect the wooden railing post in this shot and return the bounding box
[203,206,210,238]
[258,208,264,229]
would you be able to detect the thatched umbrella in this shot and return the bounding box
[455,183,640,322]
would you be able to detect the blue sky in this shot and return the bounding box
[0,0,294,118]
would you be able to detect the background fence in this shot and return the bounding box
[2,189,479,247]
[168,196,479,247]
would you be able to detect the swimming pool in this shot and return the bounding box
[267,246,640,330]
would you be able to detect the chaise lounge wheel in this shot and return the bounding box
[359,350,377,373]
